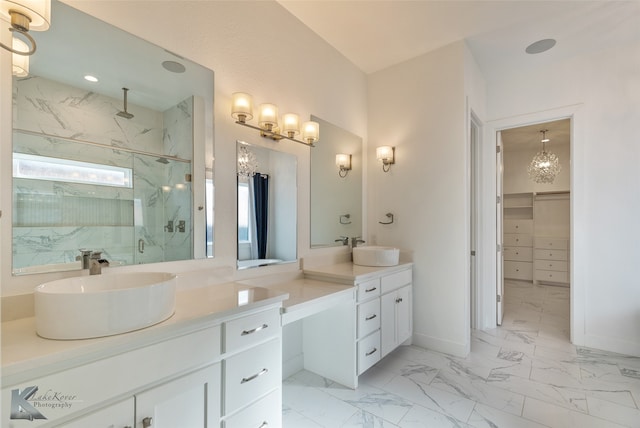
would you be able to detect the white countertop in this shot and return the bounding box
[1,281,289,386]
[304,261,413,284]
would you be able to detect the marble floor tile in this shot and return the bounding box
[283,282,640,427]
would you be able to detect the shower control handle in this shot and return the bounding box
[138,239,145,254]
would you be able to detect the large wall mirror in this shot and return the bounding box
[11,1,214,275]
[310,116,363,247]
[236,141,297,269]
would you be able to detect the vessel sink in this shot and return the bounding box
[35,272,176,340]
[352,246,400,267]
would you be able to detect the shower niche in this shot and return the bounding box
[12,76,195,272]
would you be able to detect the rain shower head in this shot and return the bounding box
[156,157,170,164]
[116,87,134,119]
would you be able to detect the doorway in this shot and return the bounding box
[498,118,571,340]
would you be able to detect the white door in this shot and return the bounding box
[496,132,505,325]
[470,115,480,328]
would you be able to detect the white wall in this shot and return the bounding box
[367,41,486,357]
[488,40,640,356]
[0,0,367,297]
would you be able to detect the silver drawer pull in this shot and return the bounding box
[366,348,377,356]
[365,287,377,293]
[241,324,268,336]
[365,314,377,321]
[258,422,269,428]
[241,368,268,384]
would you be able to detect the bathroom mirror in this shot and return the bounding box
[11,1,214,274]
[237,141,297,269]
[310,116,363,247]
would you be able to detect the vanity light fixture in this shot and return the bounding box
[528,129,561,184]
[376,146,395,172]
[0,0,51,56]
[231,92,319,147]
[335,153,352,178]
[12,38,29,76]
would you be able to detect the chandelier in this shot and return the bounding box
[528,129,561,184]
[237,144,258,179]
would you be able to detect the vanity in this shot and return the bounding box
[1,261,412,427]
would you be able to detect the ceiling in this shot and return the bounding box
[277,1,640,77]
[501,119,570,152]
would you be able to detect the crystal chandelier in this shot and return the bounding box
[237,144,258,179]
[528,129,561,184]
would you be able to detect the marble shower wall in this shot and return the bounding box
[12,76,193,270]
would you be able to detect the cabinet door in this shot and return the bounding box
[135,364,220,428]
[395,286,412,347]
[380,291,397,358]
[64,398,134,428]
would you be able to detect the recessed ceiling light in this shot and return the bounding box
[525,39,556,54]
[162,60,186,73]
[84,75,99,83]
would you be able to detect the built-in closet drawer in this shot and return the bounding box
[503,246,533,262]
[534,249,567,261]
[357,278,381,302]
[223,338,281,416]
[503,234,533,247]
[381,269,412,294]
[535,237,568,250]
[357,298,381,339]
[535,269,568,283]
[504,261,533,280]
[357,330,381,375]
[223,308,280,353]
[535,260,568,272]
[504,219,533,234]
[223,389,280,428]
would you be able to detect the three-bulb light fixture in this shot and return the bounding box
[231,92,319,147]
[527,129,561,184]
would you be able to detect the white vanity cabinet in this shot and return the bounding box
[62,398,134,428]
[381,283,412,358]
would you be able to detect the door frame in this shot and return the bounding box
[478,104,584,345]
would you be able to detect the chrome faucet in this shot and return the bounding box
[351,237,365,248]
[335,236,349,246]
[89,251,110,275]
[76,249,92,269]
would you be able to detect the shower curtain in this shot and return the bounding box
[252,174,269,260]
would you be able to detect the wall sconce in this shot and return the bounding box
[0,0,51,56]
[231,92,319,147]
[12,37,29,76]
[335,153,352,178]
[376,146,395,172]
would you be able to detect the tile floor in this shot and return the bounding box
[282,280,640,427]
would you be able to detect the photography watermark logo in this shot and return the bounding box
[10,386,82,421]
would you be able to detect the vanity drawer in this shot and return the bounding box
[357,298,381,339]
[534,249,568,261]
[357,278,381,301]
[223,338,281,416]
[535,237,568,250]
[535,260,568,272]
[503,246,533,262]
[535,269,568,283]
[503,233,533,247]
[357,330,381,375]
[504,261,533,280]
[381,268,412,294]
[224,308,280,354]
[504,219,533,234]
[223,389,280,428]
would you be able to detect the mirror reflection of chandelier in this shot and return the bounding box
[237,144,258,179]
[527,129,561,184]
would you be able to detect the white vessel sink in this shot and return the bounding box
[352,246,400,267]
[35,272,176,340]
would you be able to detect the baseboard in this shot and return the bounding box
[583,334,640,358]
[412,332,469,358]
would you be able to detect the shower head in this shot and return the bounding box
[156,157,170,164]
[116,87,134,119]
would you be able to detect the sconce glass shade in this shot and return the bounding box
[0,0,51,31]
[231,92,253,122]
[302,121,319,144]
[376,146,394,162]
[335,153,351,169]
[282,113,300,137]
[12,38,29,76]
[258,103,278,131]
